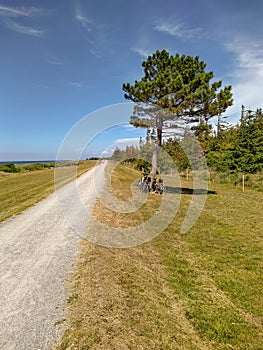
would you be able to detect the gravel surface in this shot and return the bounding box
[0,162,106,350]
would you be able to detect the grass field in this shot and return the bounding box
[54,163,263,350]
[0,160,96,223]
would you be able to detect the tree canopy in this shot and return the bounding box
[123,49,233,146]
[205,107,263,173]
[122,50,233,185]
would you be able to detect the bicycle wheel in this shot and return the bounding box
[142,182,149,193]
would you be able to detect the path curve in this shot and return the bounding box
[0,162,106,350]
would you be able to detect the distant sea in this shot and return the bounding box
[0,160,56,165]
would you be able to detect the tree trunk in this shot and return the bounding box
[149,127,162,191]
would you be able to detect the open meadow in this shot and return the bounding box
[54,164,263,350]
[0,160,96,223]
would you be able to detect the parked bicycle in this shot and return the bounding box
[154,178,165,194]
[137,175,151,193]
[137,175,165,194]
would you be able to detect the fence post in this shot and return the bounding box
[242,174,245,192]
[186,168,189,180]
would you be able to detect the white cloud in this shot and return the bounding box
[100,149,115,157]
[46,57,66,65]
[98,138,140,156]
[0,4,44,36]
[131,47,150,58]
[67,81,83,88]
[0,5,41,17]
[75,6,92,32]
[6,21,43,37]
[224,38,263,121]
[154,21,202,39]
[89,48,101,58]
[116,137,140,145]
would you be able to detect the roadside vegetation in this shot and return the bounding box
[0,161,55,173]
[0,160,96,223]
[54,163,263,350]
[111,105,263,192]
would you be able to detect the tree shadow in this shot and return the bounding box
[165,186,217,195]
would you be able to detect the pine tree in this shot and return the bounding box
[123,50,233,183]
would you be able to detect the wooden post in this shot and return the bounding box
[186,168,189,180]
[242,174,245,192]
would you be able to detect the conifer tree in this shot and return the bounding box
[123,50,233,183]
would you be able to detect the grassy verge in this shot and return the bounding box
[0,160,96,223]
[157,184,263,349]
[209,171,263,192]
[54,164,263,349]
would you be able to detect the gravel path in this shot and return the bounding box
[0,162,106,350]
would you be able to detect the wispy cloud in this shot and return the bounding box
[154,21,202,39]
[131,47,151,58]
[6,21,43,37]
[33,83,49,89]
[0,4,44,36]
[0,5,41,17]
[224,38,263,120]
[116,137,140,144]
[89,48,102,58]
[46,57,66,65]
[75,6,92,32]
[67,81,83,88]
[226,40,263,70]
[74,4,113,58]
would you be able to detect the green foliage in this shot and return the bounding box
[111,145,140,162]
[123,49,233,146]
[0,163,21,173]
[111,140,174,174]
[111,147,123,161]
[233,108,263,172]
[0,162,55,173]
[162,137,190,171]
[134,159,151,173]
[22,162,55,171]
[123,50,232,116]
[206,107,263,173]
[123,49,232,180]
[114,105,263,177]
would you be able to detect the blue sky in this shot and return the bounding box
[0,0,263,160]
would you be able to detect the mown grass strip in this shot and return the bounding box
[156,182,263,349]
[0,160,96,223]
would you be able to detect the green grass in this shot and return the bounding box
[54,164,263,349]
[209,171,263,191]
[156,182,263,349]
[0,160,96,223]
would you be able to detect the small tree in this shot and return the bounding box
[233,107,263,173]
[123,50,233,185]
[112,147,124,161]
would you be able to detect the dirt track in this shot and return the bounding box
[0,163,106,350]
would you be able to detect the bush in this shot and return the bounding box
[0,163,21,173]
[22,163,55,171]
